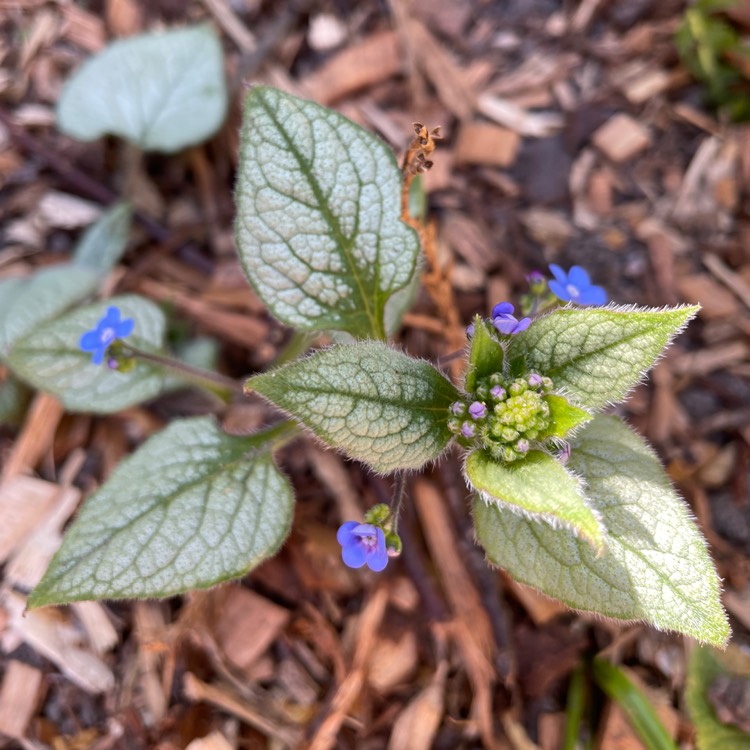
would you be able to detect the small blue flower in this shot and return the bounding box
[79,306,134,365]
[337,522,388,572]
[461,421,476,439]
[548,265,607,306]
[491,302,531,335]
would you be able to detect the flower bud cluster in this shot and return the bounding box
[448,372,554,462]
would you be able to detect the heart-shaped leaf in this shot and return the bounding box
[29,418,295,606]
[57,25,227,152]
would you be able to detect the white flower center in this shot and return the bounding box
[565,283,580,299]
[101,327,116,344]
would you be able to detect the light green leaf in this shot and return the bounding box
[235,86,419,340]
[0,373,31,427]
[686,647,750,750]
[247,342,459,473]
[507,305,699,410]
[29,418,295,606]
[473,415,729,646]
[7,295,166,413]
[465,318,503,393]
[57,25,227,152]
[542,394,592,439]
[383,258,421,337]
[73,201,132,274]
[466,449,605,550]
[0,266,99,358]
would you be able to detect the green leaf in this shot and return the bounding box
[542,394,592,439]
[465,318,503,393]
[686,647,750,750]
[29,418,294,606]
[235,86,419,340]
[593,660,678,750]
[6,295,166,413]
[73,201,132,274]
[0,373,31,427]
[473,415,729,646]
[507,305,699,410]
[247,342,459,473]
[57,25,227,152]
[466,449,605,550]
[0,266,99,358]
[383,258,421,337]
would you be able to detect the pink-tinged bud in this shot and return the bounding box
[469,401,487,420]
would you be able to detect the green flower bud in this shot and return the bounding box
[385,531,402,557]
[365,503,390,527]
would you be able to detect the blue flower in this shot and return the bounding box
[548,265,607,306]
[337,521,388,572]
[79,306,134,365]
[491,302,531,335]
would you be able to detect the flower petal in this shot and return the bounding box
[80,329,101,351]
[579,285,607,306]
[336,520,359,545]
[102,306,121,328]
[514,317,532,333]
[567,265,591,289]
[491,301,514,318]
[367,528,389,572]
[342,541,367,568]
[548,264,568,284]
[548,280,570,301]
[352,523,377,537]
[116,317,135,338]
[494,317,520,335]
[90,345,106,365]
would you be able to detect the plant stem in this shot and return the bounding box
[389,473,409,533]
[249,419,300,451]
[122,344,245,398]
